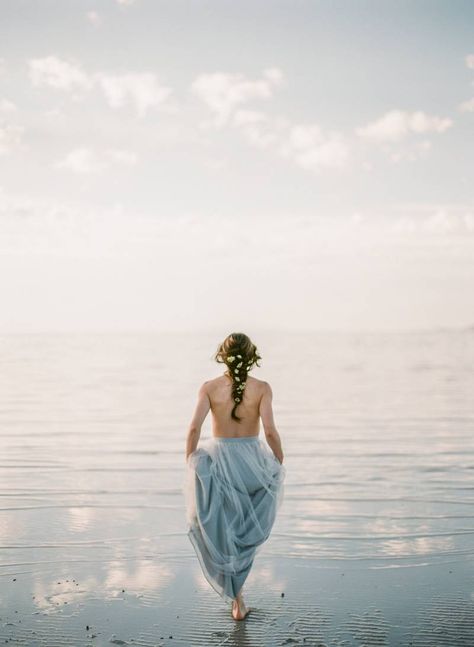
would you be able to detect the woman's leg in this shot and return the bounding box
[232,589,250,620]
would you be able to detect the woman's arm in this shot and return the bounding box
[185,382,211,462]
[259,382,284,464]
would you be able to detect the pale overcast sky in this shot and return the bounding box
[0,0,473,333]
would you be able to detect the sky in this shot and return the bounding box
[0,0,473,333]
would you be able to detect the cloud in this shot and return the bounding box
[388,139,432,163]
[422,208,474,235]
[1,184,473,333]
[193,71,447,172]
[193,71,350,173]
[355,110,452,142]
[0,98,16,113]
[97,73,172,118]
[28,56,172,118]
[27,56,173,118]
[191,67,284,127]
[28,55,93,93]
[55,147,138,174]
[231,109,288,149]
[280,123,349,170]
[86,11,102,28]
[459,54,474,112]
[0,122,24,155]
[230,109,350,172]
[465,53,474,70]
[459,97,474,112]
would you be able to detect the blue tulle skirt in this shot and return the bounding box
[184,435,285,602]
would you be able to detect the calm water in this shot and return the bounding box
[1,330,473,646]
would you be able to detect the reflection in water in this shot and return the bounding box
[67,506,98,532]
[0,330,473,645]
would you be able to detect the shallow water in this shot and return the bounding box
[1,330,473,646]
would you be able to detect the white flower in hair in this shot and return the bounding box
[237,361,243,368]
[235,397,240,402]
[235,376,240,381]
[237,354,242,358]
[227,356,235,362]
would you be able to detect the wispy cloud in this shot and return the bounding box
[355,110,452,143]
[191,66,351,173]
[458,53,474,112]
[86,11,102,28]
[27,55,173,118]
[191,68,284,128]
[97,72,172,118]
[459,97,474,112]
[55,147,138,174]
[0,122,24,155]
[465,53,474,70]
[28,55,93,93]
[234,111,351,171]
[0,98,17,113]
[192,68,456,172]
[1,183,472,332]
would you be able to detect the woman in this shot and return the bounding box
[184,332,285,621]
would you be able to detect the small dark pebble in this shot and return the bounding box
[13,578,16,582]
[281,592,284,597]
[169,636,173,639]
[86,625,89,630]
[122,589,125,593]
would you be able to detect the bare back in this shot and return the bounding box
[207,374,266,438]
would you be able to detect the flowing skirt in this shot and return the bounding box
[184,435,285,602]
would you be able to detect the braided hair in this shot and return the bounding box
[213,332,262,422]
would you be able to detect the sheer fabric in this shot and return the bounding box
[184,435,285,602]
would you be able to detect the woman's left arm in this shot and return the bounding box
[185,382,211,462]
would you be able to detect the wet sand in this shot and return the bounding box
[2,555,474,645]
[1,330,474,646]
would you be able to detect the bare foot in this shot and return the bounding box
[232,593,250,620]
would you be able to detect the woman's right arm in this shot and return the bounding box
[259,382,284,464]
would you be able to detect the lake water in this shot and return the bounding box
[1,330,473,646]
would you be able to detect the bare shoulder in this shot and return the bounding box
[245,375,269,391]
[247,375,267,385]
[248,377,271,405]
[251,377,271,391]
[197,379,212,395]
[205,376,222,388]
